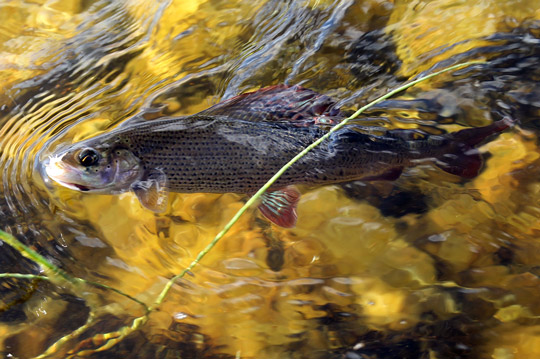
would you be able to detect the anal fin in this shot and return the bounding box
[258,187,300,228]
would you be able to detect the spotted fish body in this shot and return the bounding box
[44,85,513,227]
[106,116,385,193]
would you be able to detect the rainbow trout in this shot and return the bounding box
[43,85,513,227]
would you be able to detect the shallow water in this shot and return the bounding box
[1,0,540,358]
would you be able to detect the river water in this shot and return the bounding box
[1,0,540,358]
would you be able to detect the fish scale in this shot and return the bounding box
[114,116,337,193]
[43,85,514,227]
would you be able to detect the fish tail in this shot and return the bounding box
[329,118,515,180]
[447,117,515,147]
[435,117,515,178]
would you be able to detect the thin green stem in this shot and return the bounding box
[150,60,484,309]
[28,60,483,357]
[35,312,96,359]
[0,231,149,311]
[83,279,149,311]
[0,229,75,285]
[0,273,48,281]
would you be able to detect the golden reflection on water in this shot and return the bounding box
[388,0,540,76]
[1,0,540,358]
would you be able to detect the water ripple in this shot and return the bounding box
[2,1,540,358]
[0,1,170,270]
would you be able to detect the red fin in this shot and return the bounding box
[449,117,515,146]
[435,150,483,178]
[258,187,300,228]
[436,117,515,178]
[198,85,343,126]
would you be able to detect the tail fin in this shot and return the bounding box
[435,117,515,178]
[447,117,515,146]
[328,118,514,180]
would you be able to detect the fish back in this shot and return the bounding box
[115,116,326,193]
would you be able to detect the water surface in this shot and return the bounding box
[1,0,540,358]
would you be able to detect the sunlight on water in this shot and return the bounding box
[0,0,540,358]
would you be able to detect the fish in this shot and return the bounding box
[42,85,514,228]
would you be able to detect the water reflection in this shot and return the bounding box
[0,0,540,358]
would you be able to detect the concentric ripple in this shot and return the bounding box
[0,0,165,238]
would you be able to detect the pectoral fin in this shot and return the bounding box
[258,187,300,228]
[130,170,169,213]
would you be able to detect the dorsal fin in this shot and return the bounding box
[198,85,344,126]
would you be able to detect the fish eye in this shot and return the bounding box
[78,148,100,167]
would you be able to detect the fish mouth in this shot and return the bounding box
[44,156,92,192]
[54,180,91,192]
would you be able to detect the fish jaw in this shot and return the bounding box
[44,155,92,192]
[50,178,91,192]
[43,153,116,193]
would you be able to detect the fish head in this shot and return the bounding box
[44,140,143,194]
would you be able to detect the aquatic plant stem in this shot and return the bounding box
[0,273,48,281]
[151,60,484,309]
[0,229,75,285]
[0,231,149,310]
[0,272,149,310]
[35,312,97,359]
[33,60,483,357]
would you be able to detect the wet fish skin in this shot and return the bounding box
[45,114,512,193]
[43,85,514,226]
[51,115,382,195]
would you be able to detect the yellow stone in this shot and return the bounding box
[494,305,533,323]
[351,276,420,330]
[488,325,540,359]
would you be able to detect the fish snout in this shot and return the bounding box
[42,154,90,191]
[44,155,69,182]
